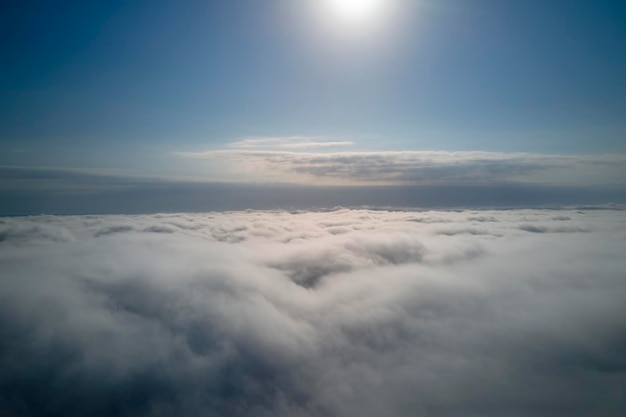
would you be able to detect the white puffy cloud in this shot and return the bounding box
[1,208,625,416]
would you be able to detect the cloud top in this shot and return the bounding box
[1,208,625,416]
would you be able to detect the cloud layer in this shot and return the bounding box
[1,209,625,416]
[178,149,626,186]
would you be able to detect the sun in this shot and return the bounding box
[326,0,385,22]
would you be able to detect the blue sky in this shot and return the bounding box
[1,0,625,211]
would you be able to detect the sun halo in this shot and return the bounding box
[325,0,385,23]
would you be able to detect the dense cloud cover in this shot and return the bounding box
[1,209,625,416]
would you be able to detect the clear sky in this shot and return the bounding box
[1,0,625,212]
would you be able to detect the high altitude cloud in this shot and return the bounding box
[1,208,625,416]
[226,136,355,150]
[178,148,626,186]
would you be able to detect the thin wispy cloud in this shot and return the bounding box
[226,136,355,150]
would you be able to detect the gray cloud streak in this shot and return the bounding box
[178,150,626,186]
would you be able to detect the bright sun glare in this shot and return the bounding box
[326,0,385,22]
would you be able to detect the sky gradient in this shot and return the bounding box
[1,0,625,211]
